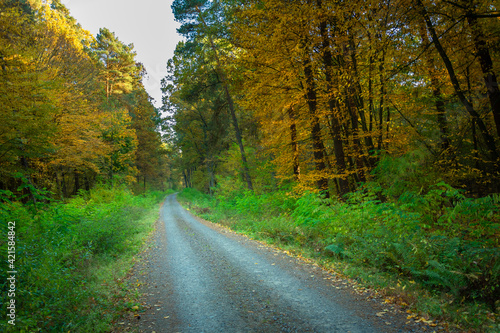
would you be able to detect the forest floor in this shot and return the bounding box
[114,194,446,333]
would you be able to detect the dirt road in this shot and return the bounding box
[126,194,431,332]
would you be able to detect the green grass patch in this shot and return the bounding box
[177,185,499,332]
[0,185,171,332]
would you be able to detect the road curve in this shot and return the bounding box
[129,194,427,333]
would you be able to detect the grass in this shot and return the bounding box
[0,185,172,332]
[177,186,499,332]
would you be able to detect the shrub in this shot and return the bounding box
[0,186,167,332]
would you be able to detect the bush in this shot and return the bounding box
[0,186,167,332]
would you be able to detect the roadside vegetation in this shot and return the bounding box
[0,2,172,331]
[0,185,169,332]
[177,153,499,332]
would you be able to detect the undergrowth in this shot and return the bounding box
[177,178,500,332]
[0,185,169,332]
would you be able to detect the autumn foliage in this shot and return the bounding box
[0,0,168,201]
[165,0,500,197]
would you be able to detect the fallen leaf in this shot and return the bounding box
[416,317,434,324]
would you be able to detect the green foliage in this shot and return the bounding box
[0,186,168,332]
[370,150,437,198]
[178,187,212,205]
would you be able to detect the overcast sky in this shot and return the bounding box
[61,0,183,107]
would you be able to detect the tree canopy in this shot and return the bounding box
[163,0,500,197]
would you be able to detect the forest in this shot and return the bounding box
[0,0,499,331]
[166,0,500,198]
[0,0,170,195]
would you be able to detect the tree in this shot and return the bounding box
[415,0,498,162]
[0,0,106,199]
[128,89,169,192]
[91,28,142,101]
[164,0,499,196]
[163,40,231,193]
[171,0,254,191]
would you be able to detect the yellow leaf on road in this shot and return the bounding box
[416,317,434,324]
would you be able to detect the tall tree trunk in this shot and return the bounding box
[341,33,368,183]
[302,42,330,197]
[287,106,301,180]
[73,170,80,196]
[416,0,499,161]
[84,173,91,191]
[418,22,450,151]
[464,1,500,138]
[377,49,386,151]
[348,34,376,165]
[62,170,68,199]
[368,32,375,135]
[55,169,63,200]
[207,158,216,195]
[472,118,480,169]
[317,13,349,196]
[386,105,390,142]
[346,94,367,183]
[188,168,193,188]
[182,169,189,188]
[224,83,254,191]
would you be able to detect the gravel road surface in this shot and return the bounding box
[125,194,434,332]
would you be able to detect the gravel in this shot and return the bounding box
[121,194,437,333]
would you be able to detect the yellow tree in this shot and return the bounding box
[0,1,65,199]
[35,3,109,195]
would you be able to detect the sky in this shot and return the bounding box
[60,0,184,107]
